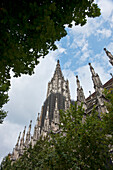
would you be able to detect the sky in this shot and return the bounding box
[1,0,113,163]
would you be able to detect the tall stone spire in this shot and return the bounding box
[25,120,32,147]
[76,75,87,110]
[104,48,113,66]
[46,60,65,97]
[89,63,107,114]
[54,60,63,78]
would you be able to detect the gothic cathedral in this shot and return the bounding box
[11,48,113,161]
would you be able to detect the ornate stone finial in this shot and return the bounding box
[89,91,93,99]
[104,48,113,60]
[57,60,59,64]
[28,120,32,132]
[23,126,26,137]
[104,48,113,66]
[89,91,91,95]
[110,73,113,78]
[89,63,96,76]
[21,126,26,141]
[76,75,81,89]
[89,91,91,96]
[36,113,40,122]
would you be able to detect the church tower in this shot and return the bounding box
[31,60,71,144]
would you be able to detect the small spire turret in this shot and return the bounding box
[36,113,40,127]
[76,75,81,89]
[15,132,21,148]
[89,63,108,114]
[25,121,32,147]
[57,59,59,64]
[32,113,41,145]
[89,63,97,76]
[20,126,26,147]
[76,75,87,110]
[89,63,102,90]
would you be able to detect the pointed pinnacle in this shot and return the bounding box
[76,75,81,89]
[16,132,21,146]
[57,60,59,64]
[89,63,96,76]
[23,126,26,137]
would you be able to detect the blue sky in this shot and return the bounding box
[1,0,113,163]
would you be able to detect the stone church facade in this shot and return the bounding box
[11,48,113,161]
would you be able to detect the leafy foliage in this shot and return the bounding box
[0,0,101,122]
[1,92,113,169]
[0,79,9,124]
[0,155,12,170]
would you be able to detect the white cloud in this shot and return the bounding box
[71,17,103,38]
[63,60,72,69]
[73,51,81,58]
[96,28,112,38]
[106,42,113,53]
[55,43,67,54]
[66,35,71,47]
[110,14,113,28]
[0,121,23,163]
[98,0,113,20]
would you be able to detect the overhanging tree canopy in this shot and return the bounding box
[0,0,100,123]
